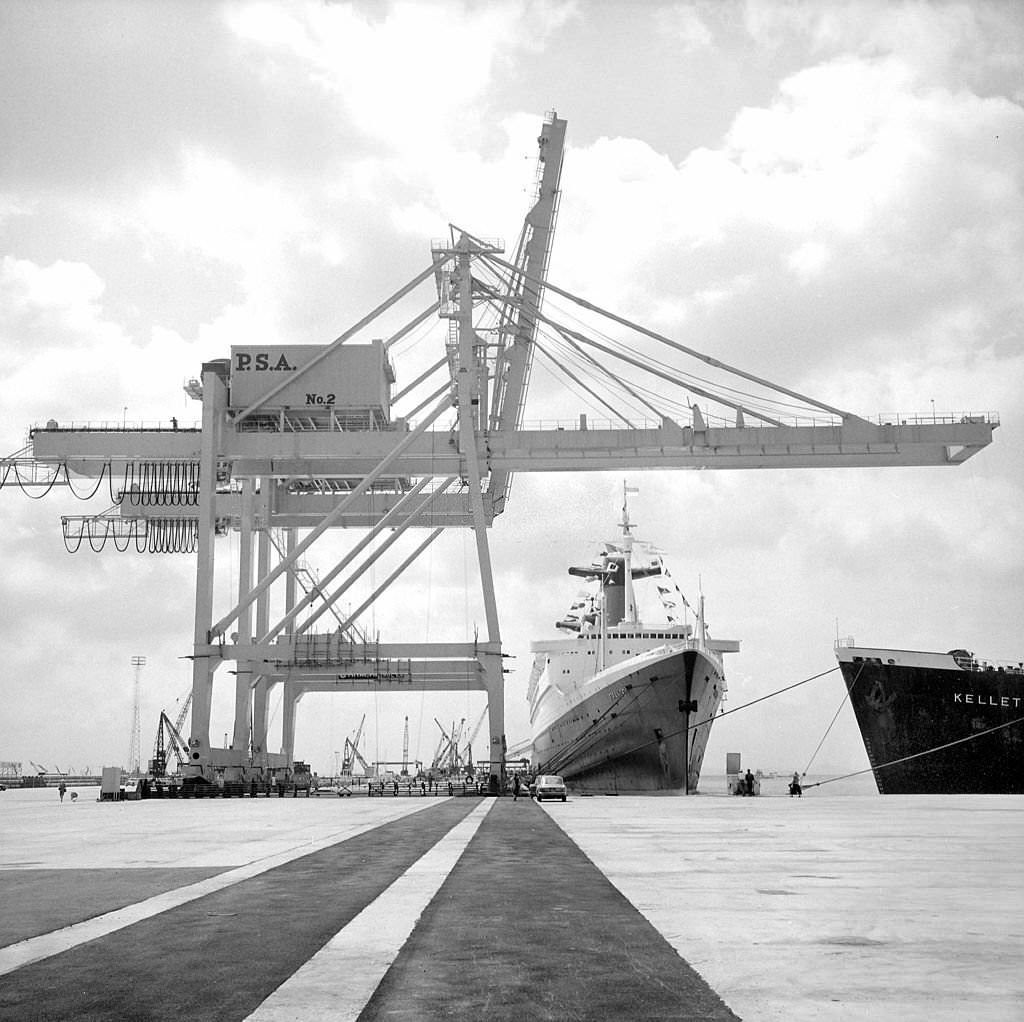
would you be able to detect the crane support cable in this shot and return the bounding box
[543,293,841,419]
[537,310,785,427]
[532,337,638,428]
[476,274,785,427]
[479,249,857,421]
[543,318,668,423]
[803,714,1024,790]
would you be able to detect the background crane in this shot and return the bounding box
[340,714,372,776]
[431,718,467,775]
[463,705,488,774]
[150,711,190,777]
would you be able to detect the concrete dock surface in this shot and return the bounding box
[0,784,1021,1021]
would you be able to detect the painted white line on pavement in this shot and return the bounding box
[0,800,439,977]
[245,797,494,1022]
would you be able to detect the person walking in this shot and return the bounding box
[512,773,521,801]
[58,780,67,803]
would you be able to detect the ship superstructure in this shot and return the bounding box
[527,488,739,792]
[836,644,1024,793]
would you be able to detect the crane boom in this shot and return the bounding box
[464,704,488,771]
[487,111,566,514]
[431,718,453,770]
[173,691,192,736]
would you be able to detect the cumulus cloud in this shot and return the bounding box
[655,4,715,51]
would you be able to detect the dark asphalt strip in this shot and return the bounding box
[0,868,227,946]
[0,798,480,1022]
[359,799,741,1022]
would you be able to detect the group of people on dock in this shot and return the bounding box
[733,770,804,796]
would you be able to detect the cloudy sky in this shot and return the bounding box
[1,0,1022,783]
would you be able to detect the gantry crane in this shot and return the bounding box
[430,719,452,773]
[0,111,998,795]
[340,714,371,776]
[148,689,192,778]
[431,717,468,775]
[150,711,190,777]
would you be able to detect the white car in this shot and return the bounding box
[534,774,567,802]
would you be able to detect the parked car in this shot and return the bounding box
[534,774,567,802]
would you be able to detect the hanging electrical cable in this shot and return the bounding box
[60,512,197,554]
[61,517,84,553]
[64,463,110,501]
[12,461,65,498]
[117,462,201,507]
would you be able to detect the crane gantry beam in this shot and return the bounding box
[28,413,997,480]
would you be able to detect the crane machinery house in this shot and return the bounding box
[230,340,396,429]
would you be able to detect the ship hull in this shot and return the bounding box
[838,650,1024,794]
[532,647,725,794]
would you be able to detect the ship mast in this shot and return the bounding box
[620,482,639,626]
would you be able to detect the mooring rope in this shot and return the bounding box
[802,714,1024,789]
[802,661,864,777]
[590,665,842,768]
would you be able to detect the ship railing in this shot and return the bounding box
[517,413,851,431]
[874,411,1000,427]
[969,659,1024,674]
[232,407,394,434]
[834,638,1022,674]
[29,419,200,433]
[517,411,1001,432]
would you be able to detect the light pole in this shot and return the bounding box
[127,656,145,775]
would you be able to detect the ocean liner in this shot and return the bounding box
[526,489,739,793]
[836,644,1024,793]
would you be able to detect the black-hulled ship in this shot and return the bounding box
[527,488,739,793]
[836,644,1024,793]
